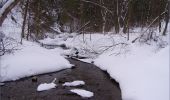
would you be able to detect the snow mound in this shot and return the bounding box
[94,46,169,100]
[62,80,85,87]
[37,83,56,92]
[70,89,94,98]
[0,40,73,82]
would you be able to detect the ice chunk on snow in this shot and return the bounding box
[62,80,85,86]
[37,82,57,92]
[70,89,94,98]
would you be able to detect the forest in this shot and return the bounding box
[0,0,169,100]
[1,0,168,40]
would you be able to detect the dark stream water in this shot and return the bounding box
[0,58,122,100]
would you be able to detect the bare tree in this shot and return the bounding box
[21,0,29,44]
[100,0,107,34]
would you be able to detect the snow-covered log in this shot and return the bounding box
[0,0,20,26]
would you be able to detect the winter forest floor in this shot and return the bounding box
[0,58,121,100]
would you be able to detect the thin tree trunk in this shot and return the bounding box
[21,0,29,44]
[158,0,161,33]
[116,0,120,33]
[162,2,169,35]
[26,4,30,40]
[36,0,40,39]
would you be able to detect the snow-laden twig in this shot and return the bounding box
[0,34,20,56]
[75,21,91,33]
[100,43,128,54]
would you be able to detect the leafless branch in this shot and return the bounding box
[132,11,167,43]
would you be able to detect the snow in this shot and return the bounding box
[0,0,15,17]
[62,80,85,87]
[41,29,168,100]
[70,89,94,98]
[37,78,57,92]
[0,3,23,41]
[0,4,169,100]
[94,45,169,100]
[40,33,125,58]
[0,4,73,82]
[0,40,73,82]
[38,32,169,100]
[37,83,57,92]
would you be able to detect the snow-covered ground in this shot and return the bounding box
[95,44,169,100]
[0,40,73,82]
[0,5,73,82]
[1,30,169,100]
[39,31,169,100]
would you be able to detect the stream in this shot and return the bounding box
[0,58,122,100]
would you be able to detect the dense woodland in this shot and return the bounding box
[1,0,170,39]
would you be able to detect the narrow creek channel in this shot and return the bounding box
[0,58,122,100]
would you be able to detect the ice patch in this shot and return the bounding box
[37,83,57,92]
[63,80,85,87]
[37,78,57,92]
[70,89,94,98]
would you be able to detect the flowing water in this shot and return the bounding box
[0,58,122,100]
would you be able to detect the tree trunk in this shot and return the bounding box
[21,0,29,44]
[162,1,169,36]
[36,0,40,39]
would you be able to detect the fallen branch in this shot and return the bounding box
[132,11,167,43]
[75,21,91,33]
[100,43,128,54]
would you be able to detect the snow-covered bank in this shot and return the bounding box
[94,45,169,100]
[34,31,170,100]
[0,40,73,82]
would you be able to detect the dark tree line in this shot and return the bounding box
[19,0,169,40]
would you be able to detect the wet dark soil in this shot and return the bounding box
[0,58,122,100]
